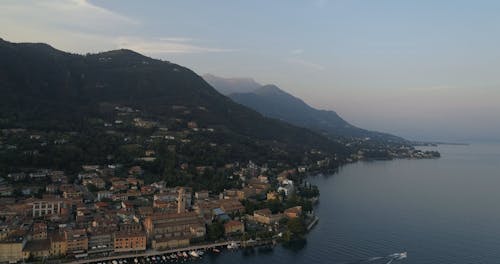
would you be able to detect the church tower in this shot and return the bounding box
[177,187,186,213]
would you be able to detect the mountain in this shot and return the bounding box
[0,38,348,169]
[202,74,262,95]
[212,81,407,143]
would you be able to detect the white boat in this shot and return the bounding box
[212,248,220,253]
[388,252,407,260]
[227,242,239,249]
[182,251,189,258]
[196,250,204,256]
[189,250,199,257]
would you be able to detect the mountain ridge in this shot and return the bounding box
[204,75,407,143]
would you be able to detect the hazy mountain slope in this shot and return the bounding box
[228,84,407,143]
[202,74,261,95]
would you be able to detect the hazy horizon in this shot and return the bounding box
[1,0,499,142]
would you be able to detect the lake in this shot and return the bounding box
[199,143,500,264]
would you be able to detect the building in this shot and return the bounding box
[88,232,113,255]
[151,236,189,250]
[65,229,88,255]
[284,206,302,219]
[23,239,50,259]
[177,188,186,213]
[0,234,26,263]
[32,222,47,240]
[218,199,245,215]
[49,232,67,257]
[195,190,209,200]
[253,209,283,225]
[266,191,279,201]
[237,187,256,200]
[82,177,106,189]
[30,198,66,217]
[113,231,146,253]
[224,220,245,235]
[144,212,206,250]
[97,190,112,201]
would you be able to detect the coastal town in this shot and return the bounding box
[0,160,319,263]
[0,102,438,263]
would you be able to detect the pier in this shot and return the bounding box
[306,216,319,231]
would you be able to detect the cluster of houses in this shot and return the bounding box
[0,163,305,263]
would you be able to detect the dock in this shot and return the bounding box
[306,215,319,231]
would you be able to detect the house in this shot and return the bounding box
[32,222,47,240]
[253,209,283,225]
[82,177,106,189]
[0,235,26,263]
[284,206,302,219]
[237,187,256,200]
[278,179,294,196]
[224,220,245,235]
[195,190,209,200]
[23,239,51,259]
[49,232,67,257]
[266,191,279,201]
[218,199,245,215]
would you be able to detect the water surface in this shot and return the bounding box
[200,143,500,264]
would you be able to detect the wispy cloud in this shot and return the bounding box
[286,58,325,71]
[291,49,304,55]
[0,0,234,55]
[116,37,236,54]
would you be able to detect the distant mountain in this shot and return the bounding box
[204,77,407,143]
[203,74,261,95]
[0,38,348,165]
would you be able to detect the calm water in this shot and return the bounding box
[200,143,500,264]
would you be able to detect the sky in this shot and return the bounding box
[1,0,500,142]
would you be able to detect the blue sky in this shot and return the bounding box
[1,0,500,141]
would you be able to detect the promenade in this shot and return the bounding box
[69,241,239,264]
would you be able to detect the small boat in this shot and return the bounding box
[212,248,220,253]
[134,258,138,263]
[189,251,199,258]
[227,242,239,249]
[182,251,189,258]
[196,250,204,256]
[388,252,407,260]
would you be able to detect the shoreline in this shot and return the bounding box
[66,239,278,264]
[68,241,240,264]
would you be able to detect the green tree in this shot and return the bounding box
[207,222,225,241]
[287,218,306,238]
